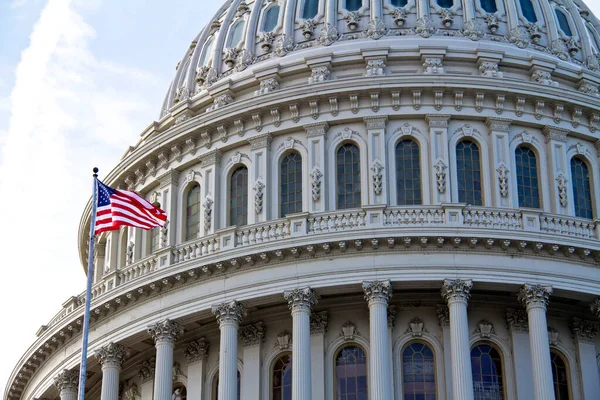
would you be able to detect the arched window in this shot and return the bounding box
[149,227,160,254]
[391,0,408,7]
[263,6,280,32]
[228,21,245,48]
[555,9,573,36]
[402,342,436,399]
[200,38,215,67]
[172,384,187,400]
[571,158,593,219]
[395,139,422,205]
[456,140,483,206]
[346,0,362,11]
[515,146,540,208]
[280,152,303,216]
[230,166,248,226]
[302,0,319,19]
[471,344,504,399]
[185,184,201,241]
[519,0,537,22]
[437,0,453,9]
[212,370,241,400]
[586,26,600,52]
[334,345,368,399]
[336,143,361,209]
[272,353,292,400]
[481,0,498,13]
[551,351,570,400]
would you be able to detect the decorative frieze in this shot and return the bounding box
[95,342,129,368]
[212,301,246,326]
[138,358,155,383]
[239,321,266,346]
[441,279,473,303]
[284,287,317,312]
[364,116,387,130]
[506,308,528,332]
[310,310,328,334]
[147,319,184,344]
[570,317,598,343]
[304,121,329,137]
[184,338,209,362]
[518,284,552,310]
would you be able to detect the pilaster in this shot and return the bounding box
[542,126,569,215]
[200,149,222,236]
[426,115,451,204]
[436,304,453,400]
[157,169,181,246]
[247,133,272,223]
[185,338,209,400]
[363,116,388,206]
[240,322,266,400]
[304,122,329,213]
[506,308,534,400]
[138,358,155,400]
[570,318,600,400]
[486,118,513,208]
[310,311,328,400]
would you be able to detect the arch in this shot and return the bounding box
[336,143,362,210]
[550,342,581,400]
[325,335,370,400]
[227,20,246,48]
[395,138,422,206]
[515,145,541,209]
[301,0,320,19]
[270,352,292,400]
[586,24,600,52]
[220,155,252,228]
[271,137,308,220]
[555,8,573,37]
[401,341,437,399]
[184,183,201,241]
[480,0,497,13]
[262,5,280,32]
[345,0,363,11]
[437,0,453,9]
[229,165,249,226]
[206,360,243,400]
[394,332,446,400]
[570,157,593,219]
[456,140,483,206]
[470,341,506,399]
[550,349,571,400]
[280,152,303,217]
[390,0,408,6]
[334,344,368,399]
[518,0,537,23]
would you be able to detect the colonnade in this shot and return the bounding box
[53,282,599,400]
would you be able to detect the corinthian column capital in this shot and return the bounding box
[590,297,600,319]
[284,287,318,313]
[212,300,246,327]
[53,369,79,395]
[95,342,129,368]
[518,284,553,311]
[184,338,209,363]
[441,279,473,304]
[362,280,393,305]
[147,319,184,345]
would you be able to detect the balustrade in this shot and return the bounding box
[235,219,291,246]
[307,209,366,233]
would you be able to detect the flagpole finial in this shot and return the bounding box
[93,167,99,177]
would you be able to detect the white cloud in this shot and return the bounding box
[0,0,165,395]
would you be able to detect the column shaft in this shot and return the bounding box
[448,298,474,400]
[527,307,555,400]
[61,390,77,400]
[368,300,392,400]
[292,308,312,400]
[154,341,175,400]
[218,322,239,400]
[100,364,121,400]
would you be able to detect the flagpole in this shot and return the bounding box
[78,167,99,400]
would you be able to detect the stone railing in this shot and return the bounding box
[45,205,600,330]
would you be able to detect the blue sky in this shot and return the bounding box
[2,0,600,396]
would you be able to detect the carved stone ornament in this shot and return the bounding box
[147,319,184,344]
[506,308,528,332]
[309,66,331,84]
[483,13,499,33]
[138,357,156,383]
[311,310,328,334]
[275,34,295,57]
[206,94,234,112]
[223,47,240,68]
[240,321,266,346]
[172,362,185,381]
[366,17,386,40]
[341,321,357,340]
[392,8,407,26]
[496,163,509,197]
[578,82,600,97]
[436,304,450,327]
[475,320,495,338]
[254,180,265,214]
[362,280,393,304]
[407,317,425,337]
[318,23,339,46]
[212,300,246,326]
[388,305,397,328]
[434,159,447,193]
[160,219,169,247]
[556,173,568,207]
[570,317,599,343]
[203,197,213,231]
[366,59,386,77]
[174,86,190,103]
[95,342,129,368]
[518,284,553,310]
[300,19,316,39]
[255,77,279,95]
[235,49,254,72]
[53,369,79,394]
[590,297,600,319]
[547,327,559,345]
[439,8,455,27]
[463,18,484,41]
[508,26,530,49]
[310,168,323,201]
[441,279,473,303]
[423,57,445,74]
[184,338,209,362]
[414,16,437,38]
[551,39,570,61]
[123,383,141,400]
[276,330,292,350]
[260,31,276,51]
[284,287,318,312]
[479,61,503,78]
[346,11,360,30]
[126,240,134,265]
[531,70,559,87]
[196,66,217,88]
[371,161,384,195]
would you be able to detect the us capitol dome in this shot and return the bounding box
[6,0,600,399]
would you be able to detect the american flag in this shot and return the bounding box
[95,180,167,234]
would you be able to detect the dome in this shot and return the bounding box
[7,0,600,400]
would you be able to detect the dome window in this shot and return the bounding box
[200,38,215,67]
[336,143,362,209]
[456,140,483,206]
[571,157,593,219]
[437,0,454,9]
[480,0,498,14]
[395,139,422,205]
[555,9,573,37]
[302,0,319,19]
[345,0,363,12]
[280,152,303,216]
[402,342,437,398]
[263,5,280,32]
[230,166,249,226]
[185,184,201,241]
[519,0,537,23]
[390,0,408,7]
[228,21,245,48]
[334,345,368,398]
[471,344,505,398]
[586,26,600,52]
[515,146,540,209]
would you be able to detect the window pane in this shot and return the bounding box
[186,184,201,241]
[519,0,537,22]
[481,0,498,13]
[272,353,293,400]
[302,0,319,19]
[228,21,245,48]
[456,141,483,206]
[571,158,593,219]
[437,0,453,8]
[396,139,422,205]
[263,6,280,32]
[515,147,540,209]
[230,167,248,226]
[551,351,570,400]
[403,343,437,400]
[335,346,368,399]
[280,153,303,216]
[200,39,214,67]
[391,0,408,6]
[555,9,573,36]
[337,144,361,209]
[346,0,362,11]
[471,344,504,400]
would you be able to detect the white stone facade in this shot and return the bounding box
[6,0,600,399]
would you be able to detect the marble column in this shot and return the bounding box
[184,339,209,400]
[212,301,246,400]
[147,319,184,400]
[441,279,474,400]
[284,287,317,400]
[518,284,555,400]
[95,342,129,400]
[53,369,79,400]
[362,280,393,400]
